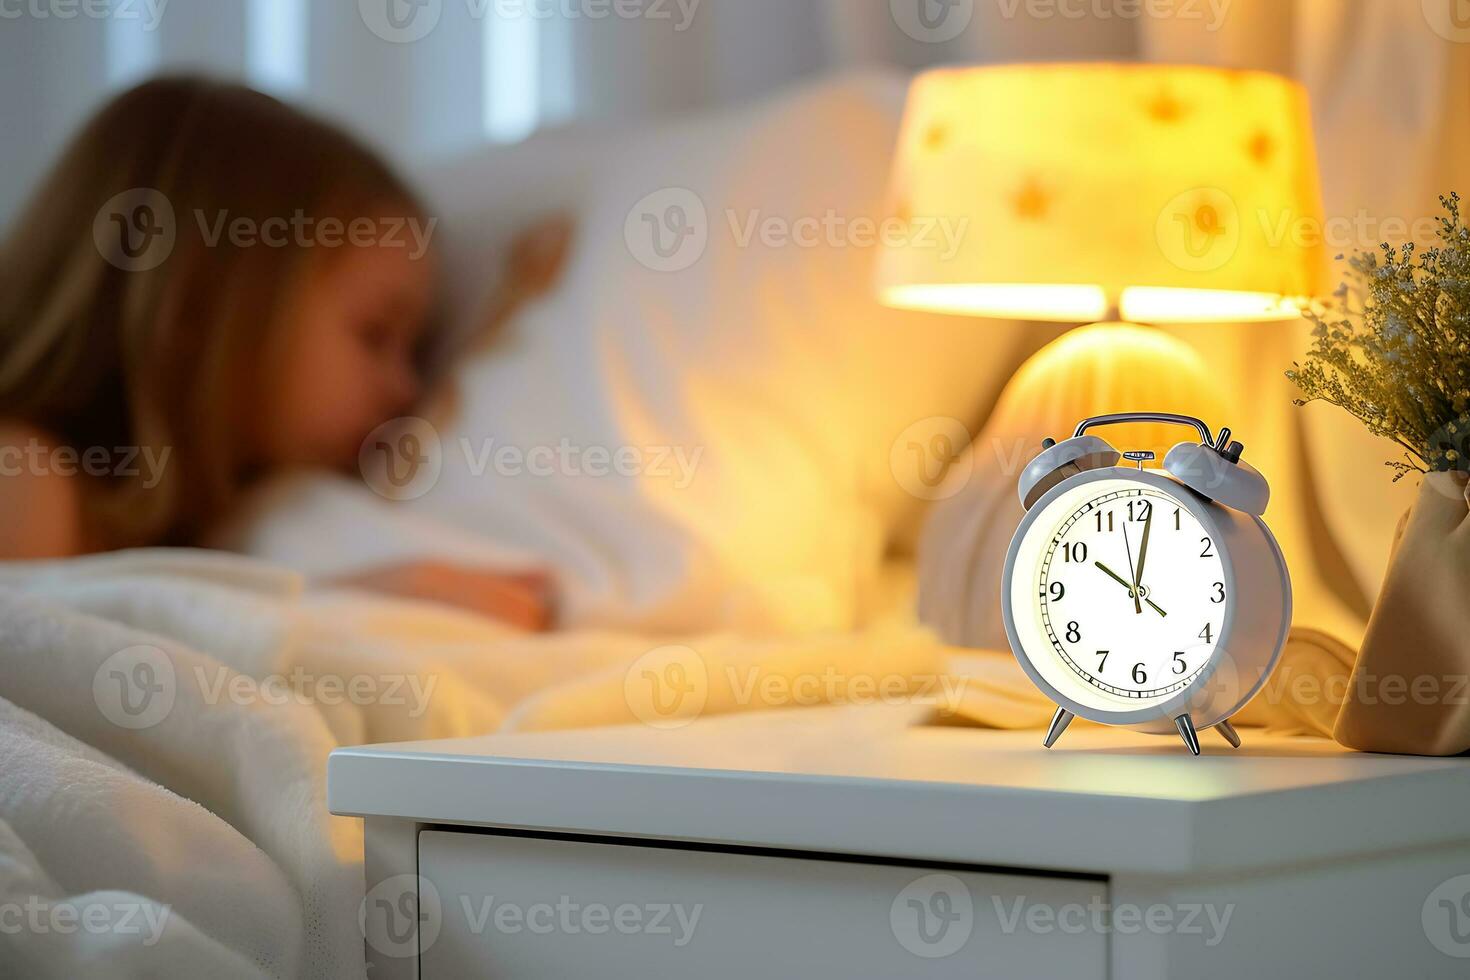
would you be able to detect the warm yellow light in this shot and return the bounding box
[880,283,1108,321]
[1119,287,1304,323]
[876,63,1326,324]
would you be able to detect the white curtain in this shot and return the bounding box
[4,0,1467,241]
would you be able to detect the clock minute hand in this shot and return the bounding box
[1121,520,1143,615]
[1134,503,1154,592]
[1132,505,1167,617]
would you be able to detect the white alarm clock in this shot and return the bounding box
[1001,413,1291,755]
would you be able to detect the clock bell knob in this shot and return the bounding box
[1162,439,1270,516]
[1017,435,1121,510]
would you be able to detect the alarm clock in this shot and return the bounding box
[1000,412,1291,755]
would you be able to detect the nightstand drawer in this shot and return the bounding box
[418,830,1107,979]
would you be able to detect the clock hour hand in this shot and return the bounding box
[1094,560,1135,594]
[1094,560,1168,618]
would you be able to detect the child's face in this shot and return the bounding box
[257,242,435,470]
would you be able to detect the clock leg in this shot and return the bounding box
[1173,714,1202,756]
[1043,707,1075,748]
[1214,718,1242,749]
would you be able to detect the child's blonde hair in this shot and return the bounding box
[0,76,432,548]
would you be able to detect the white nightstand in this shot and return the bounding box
[329,704,1470,979]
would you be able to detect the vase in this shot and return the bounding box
[1333,471,1470,755]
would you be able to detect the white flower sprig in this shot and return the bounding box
[1288,193,1470,481]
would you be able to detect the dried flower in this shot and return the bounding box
[1287,194,1470,482]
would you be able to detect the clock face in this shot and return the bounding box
[1034,483,1228,704]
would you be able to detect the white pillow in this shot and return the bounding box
[405,71,1026,633]
[225,73,1032,634]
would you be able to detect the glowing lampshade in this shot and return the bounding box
[876,63,1326,323]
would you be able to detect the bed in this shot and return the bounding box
[0,71,1407,978]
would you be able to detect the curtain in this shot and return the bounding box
[4,0,1465,248]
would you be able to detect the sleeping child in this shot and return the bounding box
[0,76,566,629]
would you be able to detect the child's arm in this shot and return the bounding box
[0,422,87,559]
[336,561,555,632]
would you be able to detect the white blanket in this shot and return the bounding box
[0,549,1354,977]
[0,549,953,978]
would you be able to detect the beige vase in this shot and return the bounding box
[1333,471,1470,755]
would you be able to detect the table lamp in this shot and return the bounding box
[876,63,1326,331]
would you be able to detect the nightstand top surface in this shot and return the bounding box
[329,704,1470,874]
